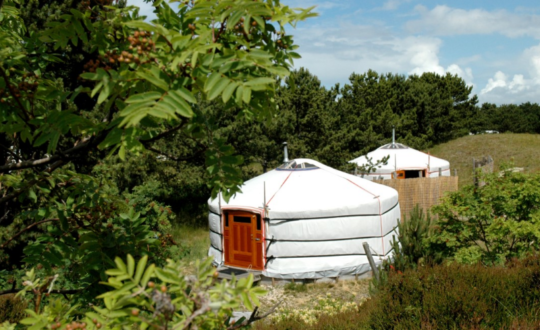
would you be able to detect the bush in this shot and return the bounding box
[364,255,540,329]
[390,205,435,272]
[3,256,265,329]
[429,165,540,265]
[0,294,27,324]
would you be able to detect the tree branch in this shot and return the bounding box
[0,218,59,249]
[0,128,104,174]
[0,160,65,205]
[141,121,187,145]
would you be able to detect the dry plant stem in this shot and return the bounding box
[228,301,283,330]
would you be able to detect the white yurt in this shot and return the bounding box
[350,132,450,180]
[207,158,400,279]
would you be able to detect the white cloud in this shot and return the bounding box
[478,42,540,103]
[478,71,538,104]
[481,71,508,94]
[293,23,474,87]
[377,0,411,11]
[406,5,540,39]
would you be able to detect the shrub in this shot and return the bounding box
[364,255,540,329]
[429,164,540,265]
[3,256,265,329]
[390,205,435,272]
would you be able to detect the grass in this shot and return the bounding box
[254,280,371,329]
[427,133,540,187]
[168,224,210,266]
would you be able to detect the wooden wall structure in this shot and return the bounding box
[373,176,459,220]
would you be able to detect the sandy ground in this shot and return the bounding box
[253,279,371,314]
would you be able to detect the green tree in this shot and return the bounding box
[0,0,315,309]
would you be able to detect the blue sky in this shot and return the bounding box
[131,0,540,105]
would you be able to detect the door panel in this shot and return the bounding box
[223,211,263,270]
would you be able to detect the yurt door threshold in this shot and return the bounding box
[223,210,264,271]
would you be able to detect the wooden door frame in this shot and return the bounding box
[221,206,266,271]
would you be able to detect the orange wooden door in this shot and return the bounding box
[223,211,263,270]
[394,170,405,179]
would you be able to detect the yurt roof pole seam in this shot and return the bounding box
[267,170,294,205]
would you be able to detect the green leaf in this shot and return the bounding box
[244,77,274,87]
[235,85,244,106]
[114,257,127,273]
[134,255,148,284]
[28,189,37,203]
[242,87,252,104]
[204,72,221,92]
[208,78,230,100]
[174,87,197,104]
[167,90,194,118]
[137,70,169,91]
[125,92,163,104]
[98,128,123,150]
[141,264,155,286]
[241,292,253,310]
[222,81,238,103]
[155,268,180,284]
[127,255,135,278]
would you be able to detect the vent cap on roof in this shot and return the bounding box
[277,160,319,170]
[379,143,409,150]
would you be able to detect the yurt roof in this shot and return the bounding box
[349,143,449,171]
[208,158,399,219]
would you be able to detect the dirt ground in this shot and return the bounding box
[254,278,371,313]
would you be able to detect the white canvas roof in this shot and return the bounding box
[208,159,401,279]
[349,143,450,179]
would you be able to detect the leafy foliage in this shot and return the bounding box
[5,256,265,329]
[362,256,540,330]
[0,0,315,318]
[429,164,540,265]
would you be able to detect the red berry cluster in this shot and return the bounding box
[81,30,154,75]
[82,59,110,73]
[275,31,288,49]
[91,318,102,328]
[51,321,87,330]
[0,73,39,103]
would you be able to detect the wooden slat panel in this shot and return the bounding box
[373,176,459,220]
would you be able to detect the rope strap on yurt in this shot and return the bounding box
[261,250,395,259]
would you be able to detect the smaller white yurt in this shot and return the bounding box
[208,158,400,279]
[349,132,450,180]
